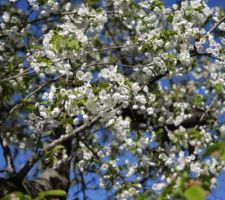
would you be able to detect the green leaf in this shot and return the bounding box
[0,192,31,200]
[26,104,36,112]
[61,117,73,125]
[184,186,205,200]
[51,34,64,52]
[220,151,225,161]
[93,82,110,94]
[51,144,65,153]
[160,29,177,40]
[98,82,110,90]
[35,56,53,69]
[1,82,14,101]
[151,0,164,10]
[193,95,203,106]
[214,83,223,94]
[204,143,222,157]
[85,0,99,6]
[125,80,133,88]
[35,190,66,199]
[7,63,15,72]
[137,191,151,200]
[37,0,50,4]
[51,33,80,53]
[21,98,32,103]
[189,129,202,140]
[167,14,174,22]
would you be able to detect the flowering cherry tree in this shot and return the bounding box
[0,0,225,199]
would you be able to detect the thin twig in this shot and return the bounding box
[194,95,217,129]
[79,137,100,160]
[28,10,115,24]
[0,70,34,82]
[0,71,34,82]
[209,16,225,34]
[193,52,223,61]
[78,43,137,57]
[3,74,65,121]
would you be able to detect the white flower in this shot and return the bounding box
[174,116,183,126]
[190,162,202,177]
[64,2,71,11]
[179,50,191,65]
[51,107,61,118]
[132,83,141,94]
[40,10,47,16]
[135,95,147,104]
[64,64,71,71]
[101,163,109,171]
[101,68,110,79]
[78,6,89,15]
[40,111,48,119]
[126,166,136,177]
[99,90,107,100]
[109,73,117,82]
[112,92,121,102]
[147,107,154,115]
[83,72,92,82]
[129,187,138,195]
[83,151,93,160]
[86,101,99,114]
[117,74,125,85]
[76,70,85,80]
[46,50,55,59]
[73,118,79,125]
[76,30,88,43]
[152,182,166,191]
[143,66,153,76]
[132,105,138,109]
[2,12,10,22]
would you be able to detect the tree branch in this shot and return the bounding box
[17,100,122,181]
[0,122,16,175]
[78,44,138,57]
[3,74,65,121]
[0,68,33,83]
[80,170,87,200]
[209,16,225,34]
[16,115,99,181]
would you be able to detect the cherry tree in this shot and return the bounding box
[0,0,225,199]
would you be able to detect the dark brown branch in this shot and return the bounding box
[78,136,100,160]
[17,100,122,181]
[0,122,16,175]
[28,11,78,24]
[209,16,225,34]
[148,71,169,88]
[17,115,99,181]
[190,48,223,61]
[122,107,215,131]
[80,170,87,200]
